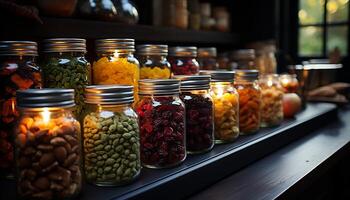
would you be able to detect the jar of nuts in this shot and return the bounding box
[83,85,141,186]
[15,89,82,200]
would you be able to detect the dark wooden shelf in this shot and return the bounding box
[0,17,239,45]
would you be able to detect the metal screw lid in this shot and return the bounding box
[232,49,255,60]
[136,44,168,56]
[200,70,235,82]
[96,39,135,54]
[43,38,86,53]
[139,79,180,95]
[174,75,211,91]
[198,47,217,57]
[85,85,134,105]
[17,89,75,109]
[0,41,38,56]
[169,46,197,57]
[235,69,259,81]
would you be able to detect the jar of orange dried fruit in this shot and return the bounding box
[234,70,261,135]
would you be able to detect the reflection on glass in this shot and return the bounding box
[299,26,323,56]
[327,0,349,22]
[299,0,325,24]
[327,26,348,56]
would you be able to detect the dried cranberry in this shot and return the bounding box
[169,57,199,75]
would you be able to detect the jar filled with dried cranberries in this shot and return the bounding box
[136,79,186,168]
[0,41,42,178]
[169,46,200,76]
[197,47,218,70]
[174,75,214,153]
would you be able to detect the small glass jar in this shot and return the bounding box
[198,47,218,70]
[136,45,171,79]
[93,39,140,100]
[255,46,277,75]
[169,46,200,76]
[259,74,284,127]
[174,75,214,153]
[234,70,261,135]
[15,89,82,199]
[135,79,186,168]
[200,70,239,144]
[41,38,91,118]
[83,85,140,186]
[232,49,256,70]
[279,74,299,93]
[0,41,42,178]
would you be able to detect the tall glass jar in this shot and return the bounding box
[135,79,186,168]
[259,74,284,127]
[200,70,239,144]
[41,38,91,118]
[198,47,218,70]
[0,41,42,178]
[169,46,200,76]
[234,70,261,135]
[15,89,82,199]
[83,85,140,186]
[174,75,214,153]
[93,39,140,101]
[232,49,256,70]
[136,45,171,79]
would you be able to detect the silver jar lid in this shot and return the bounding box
[0,41,38,56]
[136,44,168,56]
[174,75,211,91]
[235,69,259,80]
[85,85,134,105]
[139,79,180,95]
[198,47,217,57]
[169,46,197,57]
[17,89,75,109]
[43,38,86,53]
[96,39,135,54]
[200,70,235,82]
[232,49,255,60]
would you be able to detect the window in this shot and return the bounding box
[298,0,349,57]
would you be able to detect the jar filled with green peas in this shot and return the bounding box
[41,38,91,118]
[83,85,141,186]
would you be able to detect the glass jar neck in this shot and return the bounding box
[99,51,134,58]
[211,82,232,87]
[140,55,167,60]
[0,55,36,62]
[46,52,86,57]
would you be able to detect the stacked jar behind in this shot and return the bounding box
[174,75,214,153]
[259,74,284,127]
[169,46,200,75]
[135,79,186,168]
[136,44,171,79]
[232,49,256,70]
[93,39,140,100]
[0,41,42,178]
[234,70,262,135]
[200,70,239,143]
[15,89,82,199]
[41,38,91,118]
[83,85,140,186]
[197,47,218,70]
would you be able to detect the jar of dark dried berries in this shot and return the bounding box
[174,75,214,154]
[136,79,186,168]
[0,41,42,178]
[198,47,218,70]
[169,46,200,76]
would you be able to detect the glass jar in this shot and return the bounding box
[279,74,299,93]
[135,79,186,168]
[83,85,140,186]
[169,46,200,76]
[198,47,218,70]
[255,46,277,75]
[174,0,188,29]
[15,89,82,199]
[41,38,91,118]
[174,75,214,153]
[136,45,171,79]
[0,41,42,178]
[93,39,140,100]
[232,49,256,70]
[259,74,284,127]
[200,70,239,143]
[234,70,261,135]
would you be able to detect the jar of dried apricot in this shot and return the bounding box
[259,74,284,127]
[234,70,261,135]
[200,70,239,144]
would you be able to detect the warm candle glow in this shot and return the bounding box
[267,78,273,87]
[41,107,51,124]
